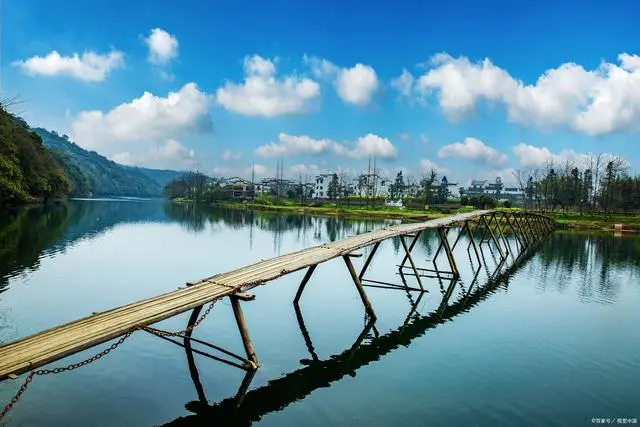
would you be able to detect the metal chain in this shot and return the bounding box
[141,300,216,337]
[0,299,218,422]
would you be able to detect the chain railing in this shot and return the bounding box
[0,299,217,422]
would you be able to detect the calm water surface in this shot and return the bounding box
[0,199,639,427]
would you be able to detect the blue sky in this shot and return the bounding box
[3,0,640,185]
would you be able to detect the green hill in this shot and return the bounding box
[33,128,178,198]
[126,166,184,187]
[0,108,70,205]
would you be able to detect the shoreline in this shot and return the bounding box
[183,200,640,233]
[208,201,443,221]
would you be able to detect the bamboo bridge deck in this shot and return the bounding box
[0,209,555,385]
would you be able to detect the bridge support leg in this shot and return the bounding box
[482,214,505,260]
[503,213,523,249]
[399,235,424,291]
[293,265,318,305]
[467,219,482,251]
[230,296,259,370]
[343,255,377,321]
[359,241,381,281]
[451,221,469,251]
[524,215,541,246]
[492,213,510,257]
[514,214,531,248]
[184,305,207,404]
[233,369,257,408]
[399,231,422,269]
[466,220,482,268]
[439,226,460,280]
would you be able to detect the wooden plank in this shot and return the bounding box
[0,209,503,381]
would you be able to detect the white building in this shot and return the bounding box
[314,173,334,199]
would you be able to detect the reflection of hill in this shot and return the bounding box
[162,244,538,427]
[0,199,169,294]
[58,199,169,245]
[0,204,71,294]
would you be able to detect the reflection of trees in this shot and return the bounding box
[532,232,640,302]
[0,204,70,293]
[0,199,169,294]
[163,204,400,246]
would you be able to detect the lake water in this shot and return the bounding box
[0,199,639,427]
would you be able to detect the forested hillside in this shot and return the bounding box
[127,166,184,187]
[0,107,70,205]
[34,128,169,198]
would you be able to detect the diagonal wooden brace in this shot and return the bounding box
[359,241,381,281]
[399,235,424,291]
[399,231,423,269]
[438,226,460,280]
[482,214,505,260]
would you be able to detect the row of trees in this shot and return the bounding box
[514,155,639,214]
[164,172,214,203]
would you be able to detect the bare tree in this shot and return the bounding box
[513,169,533,210]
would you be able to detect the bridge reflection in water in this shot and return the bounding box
[162,224,547,427]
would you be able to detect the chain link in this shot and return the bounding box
[141,300,216,337]
[0,299,217,422]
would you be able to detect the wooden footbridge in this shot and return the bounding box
[0,209,556,421]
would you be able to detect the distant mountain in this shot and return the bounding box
[0,109,70,205]
[126,166,185,187]
[33,128,183,198]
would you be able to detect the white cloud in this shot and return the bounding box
[144,28,179,65]
[335,63,379,105]
[390,68,414,98]
[246,164,267,175]
[212,166,233,176]
[474,168,518,187]
[302,56,379,106]
[438,137,508,166]
[255,133,341,157]
[619,53,640,71]
[303,54,338,79]
[511,143,590,168]
[254,133,398,159]
[290,163,320,175]
[211,164,269,178]
[111,139,197,170]
[13,49,124,81]
[420,159,449,175]
[216,55,320,117]
[399,133,412,142]
[412,52,640,136]
[221,149,243,161]
[351,134,397,158]
[72,82,212,150]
